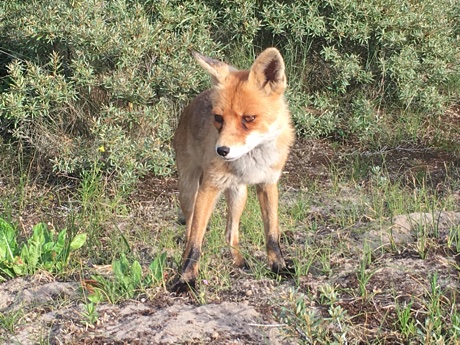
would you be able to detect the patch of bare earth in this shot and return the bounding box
[0,275,292,344]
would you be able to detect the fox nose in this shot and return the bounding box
[216,146,230,157]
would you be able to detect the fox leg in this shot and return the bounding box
[256,183,288,274]
[224,185,247,268]
[177,168,201,238]
[175,180,221,291]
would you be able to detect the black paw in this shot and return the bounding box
[236,260,251,271]
[170,279,196,295]
[270,261,296,278]
[176,217,186,226]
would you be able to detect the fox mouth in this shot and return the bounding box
[219,155,240,162]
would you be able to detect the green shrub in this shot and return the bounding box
[197,0,459,142]
[261,0,460,141]
[0,0,459,187]
[0,0,219,188]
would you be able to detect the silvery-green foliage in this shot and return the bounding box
[0,0,459,187]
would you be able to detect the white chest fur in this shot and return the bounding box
[228,139,282,185]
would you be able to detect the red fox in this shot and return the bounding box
[173,48,294,292]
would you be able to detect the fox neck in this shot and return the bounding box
[226,136,283,185]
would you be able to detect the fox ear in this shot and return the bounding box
[192,51,236,86]
[248,48,286,95]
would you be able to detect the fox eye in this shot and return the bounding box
[243,115,256,123]
[214,114,224,123]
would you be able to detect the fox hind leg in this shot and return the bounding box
[177,168,201,241]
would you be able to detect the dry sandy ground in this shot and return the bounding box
[1,210,459,344]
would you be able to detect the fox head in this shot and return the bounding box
[192,48,289,161]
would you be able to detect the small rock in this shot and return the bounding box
[211,331,219,340]
[245,290,253,297]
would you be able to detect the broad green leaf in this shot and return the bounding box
[12,256,26,276]
[0,263,16,279]
[55,229,67,251]
[25,224,46,270]
[131,260,142,286]
[24,241,41,270]
[20,245,32,267]
[0,219,18,260]
[43,242,55,252]
[149,252,166,284]
[31,223,47,246]
[113,259,129,287]
[88,289,103,304]
[69,233,87,251]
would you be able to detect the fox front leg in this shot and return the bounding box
[224,185,248,268]
[256,183,293,276]
[172,183,220,293]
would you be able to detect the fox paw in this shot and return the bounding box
[270,261,296,278]
[170,279,196,295]
[235,259,251,271]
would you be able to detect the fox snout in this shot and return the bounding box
[216,146,230,157]
[215,143,251,161]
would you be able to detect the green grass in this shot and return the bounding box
[0,309,24,335]
[1,142,460,342]
[276,153,460,343]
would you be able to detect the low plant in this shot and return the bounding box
[0,218,86,280]
[319,283,339,306]
[280,288,350,344]
[87,252,167,304]
[451,312,460,339]
[0,308,24,335]
[395,299,417,340]
[424,274,444,338]
[81,300,99,328]
[356,242,376,300]
[447,225,460,253]
[146,252,168,288]
[415,224,429,260]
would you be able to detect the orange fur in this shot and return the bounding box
[173,48,294,292]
